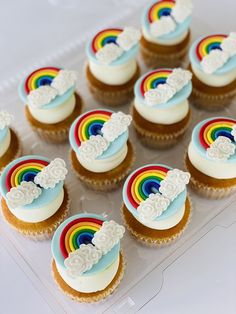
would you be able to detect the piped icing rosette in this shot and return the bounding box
[0,155,67,223]
[134,68,192,124]
[190,33,236,86]
[69,109,132,172]
[188,117,236,179]
[0,111,14,158]
[51,213,124,293]
[142,0,192,44]
[87,28,141,66]
[123,164,190,229]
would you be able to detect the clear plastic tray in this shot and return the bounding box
[1,4,236,314]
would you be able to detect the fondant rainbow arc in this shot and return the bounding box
[91,29,122,53]
[199,118,236,149]
[148,0,175,23]
[126,165,170,209]
[59,217,104,259]
[196,35,227,61]
[5,158,49,191]
[24,67,60,94]
[73,110,112,147]
[140,69,173,96]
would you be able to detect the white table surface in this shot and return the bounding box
[0,1,236,313]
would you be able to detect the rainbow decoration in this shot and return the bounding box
[126,165,170,209]
[199,118,236,149]
[148,0,175,23]
[59,217,104,259]
[24,67,61,94]
[91,28,123,53]
[73,110,112,147]
[196,35,227,61]
[5,158,49,192]
[140,69,173,96]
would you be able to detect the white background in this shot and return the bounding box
[0,1,236,313]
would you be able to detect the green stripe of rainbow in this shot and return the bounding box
[196,34,227,61]
[91,28,123,53]
[148,0,175,23]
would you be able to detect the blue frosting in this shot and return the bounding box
[191,117,236,163]
[0,127,9,145]
[18,71,75,110]
[189,36,236,75]
[122,164,187,222]
[51,213,120,276]
[134,69,192,108]
[0,155,63,210]
[69,109,129,160]
[86,34,139,66]
[142,0,191,43]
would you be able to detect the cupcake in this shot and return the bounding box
[86,27,141,106]
[0,111,21,173]
[0,155,69,238]
[189,33,236,110]
[140,0,192,68]
[185,117,236,198]
[19,67,83,142]
[51,213,125,302]
[69,109,135,191]
[132,68,192,148]
[122,164,191,246]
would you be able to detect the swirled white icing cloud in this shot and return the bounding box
[34,158,68,189]
[150,16,176,37]
[78,135,109,162]
[95,43,123,65]
[101,112,132,142]
[92,220,125,254]
[0,111,14,130]
[172,0,193,24]
[231,125,236,141]
[64,244,102,278]
[206,136,235,161]
[137,193,170,222]
[6,181,42,209]
[144,84,176,106]
[166,68,192,92]
[221,32,236,57]
[51,70,77,95]
[116,27,141,51]
[27,85,58,108]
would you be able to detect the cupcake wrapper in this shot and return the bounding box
[51,251,125,303]
[0,129,21,173]
[121,197,192,247]
[140,32,190,69]
[184,153,236,199]
[70,141,135,191]
[132,106,191,149]
[0,186,70,240]
[25,94,83,143]
[86,64,140,107]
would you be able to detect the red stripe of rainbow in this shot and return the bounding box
[126,165,170,209]
[148,0,175,23]
[196,34,227,61]
[24,67,60,94]
[5,158,49,192]
[59,217,104,259]
[199,118,236,149]
[91,28,123,54]
[73,110,112,147]
[140,69,173,96]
